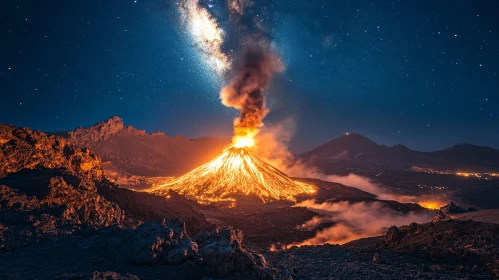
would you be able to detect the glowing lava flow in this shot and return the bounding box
[147,147,316,204]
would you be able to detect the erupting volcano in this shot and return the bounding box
[147,46,316,204]
[148,146,316,205]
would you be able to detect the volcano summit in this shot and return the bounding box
[147,147,316,205]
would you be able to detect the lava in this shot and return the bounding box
[147,147,316,205]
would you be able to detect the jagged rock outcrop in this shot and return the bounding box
[102,220,198,265]
[384,226,405,244]
[196,229,272,278]
[0,124,125,251]
[60,116,228,178]
[0,170,125,252]
[0,124,209,251]
[439,201,477,215]
[68,116,127,142]
[77,221,271,278]
[432,202,477,223]
[0,124,103,180]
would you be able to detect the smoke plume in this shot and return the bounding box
[220,48,283,145]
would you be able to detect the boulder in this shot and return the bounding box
[197,229,271,278]
[107,220,198,265]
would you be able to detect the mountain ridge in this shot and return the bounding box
[56,116,230,178]
[300,133,499,174]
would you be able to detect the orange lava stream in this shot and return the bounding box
[147,147,316,204]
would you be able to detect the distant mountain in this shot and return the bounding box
[57,116,229,178]
[301,133,499,174]
[429,144,499,171]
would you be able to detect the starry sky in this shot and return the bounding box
[1,0,498,152]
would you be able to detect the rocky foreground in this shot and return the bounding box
[270,219,499,279]
[1,123,499,279]
[0,124,270,279]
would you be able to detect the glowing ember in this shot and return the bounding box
[147,147,316,204]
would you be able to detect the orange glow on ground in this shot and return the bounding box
[147,147,316,204]
[418,201,445,210]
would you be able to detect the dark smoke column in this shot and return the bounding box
[220,48,283,148]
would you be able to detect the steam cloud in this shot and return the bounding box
[220,49,283,143]
[278,199,433,248]
[253,120,426,203]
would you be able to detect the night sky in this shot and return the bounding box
[1,0,498,152]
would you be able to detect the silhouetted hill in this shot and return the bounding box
[429,143,499,170]
[301,133,499,174]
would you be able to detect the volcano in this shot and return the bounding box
[147,147,316,204]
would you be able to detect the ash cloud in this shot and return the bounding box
[220,48,283,143]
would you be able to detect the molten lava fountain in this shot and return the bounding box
[148,147,315,204]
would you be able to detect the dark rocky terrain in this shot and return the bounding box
[2,122,499,279]
[0,124,270,279]
[269,219,499,279]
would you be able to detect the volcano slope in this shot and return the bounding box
[148,147,316,205]
[0,124,272,279]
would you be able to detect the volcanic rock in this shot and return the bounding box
[384,226,405,244]
[0,124,209,250]
[439,201,477,215]
[196,228,272,278]
[68,116,126,142]
[379,220,499,277]
[432,202,477,223]
[0,170,125,251]
[99,220,198,265]
[0,124,104,180]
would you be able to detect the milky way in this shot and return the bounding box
[177,0,231,75]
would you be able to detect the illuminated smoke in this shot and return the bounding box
[220,48,283,147]
[279,200,432,248]
[178,0,231,73]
